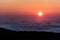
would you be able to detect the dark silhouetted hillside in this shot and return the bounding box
[0,27,60,39]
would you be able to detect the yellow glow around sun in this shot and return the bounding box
[38,11,43,16]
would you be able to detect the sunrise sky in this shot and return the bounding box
[0,0,60,15]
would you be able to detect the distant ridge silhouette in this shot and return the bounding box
[0,27,60,34]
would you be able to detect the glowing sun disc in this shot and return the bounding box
[38,11,43,16]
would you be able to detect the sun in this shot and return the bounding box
[38,11,43,16]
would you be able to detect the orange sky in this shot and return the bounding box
[0,0,60,15]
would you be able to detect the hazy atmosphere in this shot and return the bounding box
[0,0,60,33]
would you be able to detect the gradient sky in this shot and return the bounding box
[0,0,60,15]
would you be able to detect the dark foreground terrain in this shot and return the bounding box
[0,28,60,39]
